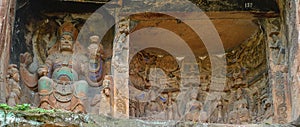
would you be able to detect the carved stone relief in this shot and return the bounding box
[6,64,21,106]
[1,0,294,125]
[14,14,114,114]
[112,18,130,118]
[265,18,291,123]
[127,27,270,123]
[2,11,275,124]
[91,75,114,116]
[20,19,105,113]
[112,20,129,74]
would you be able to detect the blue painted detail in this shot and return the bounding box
[159,96,167,102]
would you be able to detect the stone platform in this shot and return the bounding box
[0,109,297,127]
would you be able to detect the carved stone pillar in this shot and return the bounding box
[0,0,16,103]
[111,15,130,118]
[265,18,292,123]
[288,0,300,121]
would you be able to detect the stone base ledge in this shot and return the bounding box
[0,109,298,127]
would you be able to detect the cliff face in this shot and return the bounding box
[0,0,16,104]
[2,0,300,125]
[283,0,300,121]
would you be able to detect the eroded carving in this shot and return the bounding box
[127,28,270,123]
[266,18,290,123]
[20,17,105,113]
[6,64,21,106]
[112,20,129,73]
[269,32,286,65]
[184,89,202,121]
[228,88,250,124]
[91,75,113,116]
[144,89,164,119]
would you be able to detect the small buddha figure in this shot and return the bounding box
[228,110,238,124]
[229,88,250,124]
[232,68,244,87]
[166,92,180,120]
[129,101,137,118]
[209,100,224,123]
[239,104,251,124]
[236,89,250,124]
[216,100,224,123]
[261,98,273,120]
[185,89,202,122]
[6,64,21,106]
[198,83,209,102]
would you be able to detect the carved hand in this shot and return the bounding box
[38,65,48,76]
[19,52,38,89]
[20,52,33,66]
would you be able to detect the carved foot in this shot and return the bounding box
[73,104,85,114]
[40,101,52,110]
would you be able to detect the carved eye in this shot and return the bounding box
[67,37,73,41]
[61,35,73,42]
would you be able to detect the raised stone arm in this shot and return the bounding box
[19,52,38,89]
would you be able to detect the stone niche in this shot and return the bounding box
[11,0,115,113]
[127,13,272,124]
[4,0,293,125]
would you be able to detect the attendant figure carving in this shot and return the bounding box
[166,92,180,120]
[6,64,21,106]
[269,32,286,65]
[185,89,202,122]
[228,88,250,124]
[91,76,113,115]
[99,76,113,116]
[144,89,163,118]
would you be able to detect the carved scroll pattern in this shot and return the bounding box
[265,18,291,123]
